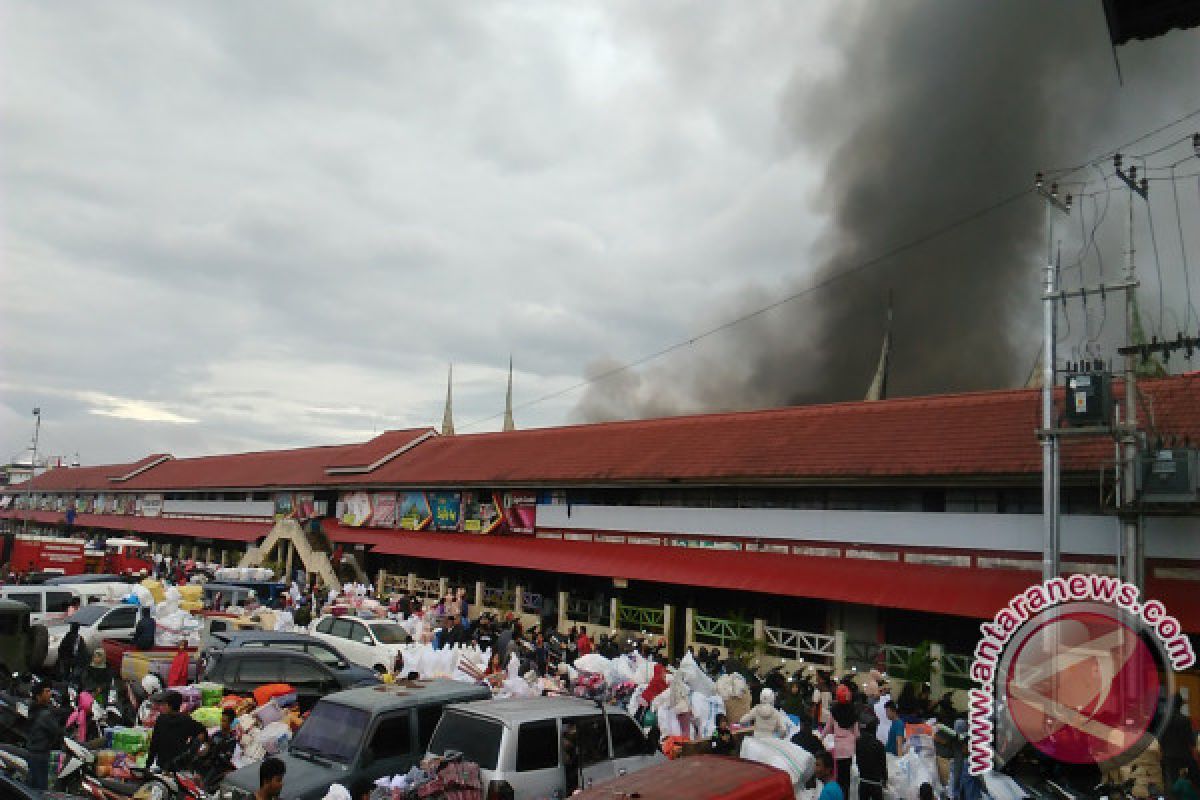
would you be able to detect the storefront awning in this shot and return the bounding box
[320,519,408,547]
[369,532,1200,630]
[0,510,269,543]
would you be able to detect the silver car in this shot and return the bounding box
[426,696,664,799]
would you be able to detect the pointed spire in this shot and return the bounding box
[865,290,894,401]
[441,363,455,435]
[502,356,516,432]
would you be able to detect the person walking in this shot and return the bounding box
[823,684,860,798]
[147,690,207,770]
[132,607,156,650]
[26,678,64,790]
[57,621,82,681]
[856,718,887,800]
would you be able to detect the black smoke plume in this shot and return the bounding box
[573,1,1200,422]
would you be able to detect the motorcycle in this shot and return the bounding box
[0,736,89,792]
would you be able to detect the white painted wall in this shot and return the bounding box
[162,500,274,518]
[535,504,1200,560]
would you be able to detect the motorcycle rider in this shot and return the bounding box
[194,708,238,788]
[27,677,65,790]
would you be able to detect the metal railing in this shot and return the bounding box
[616,603,665,633]
[565,597,610,626]
[522,591,543,614]
[691,614,753,649]
[483,586,515,610]
[942,652,972,682]
[413,577,442,602]
[763,625,836,666]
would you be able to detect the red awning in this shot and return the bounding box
[321,519,407,547]
[0,510,269,543]
[370,532,1200,630]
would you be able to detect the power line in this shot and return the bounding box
[459,110,1200,431]
[1170,165,1198,332]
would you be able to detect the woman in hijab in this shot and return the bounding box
[82,648,112,697]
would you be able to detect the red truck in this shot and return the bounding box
[5,534,153,577]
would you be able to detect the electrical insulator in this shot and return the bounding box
[1129,165,1137,180]
[1050,182,1058,198]
[1140,178,1148,194]
[1035,172,1043,190]
[1065,193,1073,211]
[1114,153,1123,170]
[1194,133,1200,157]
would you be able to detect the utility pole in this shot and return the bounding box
[22,407,41,539]
[1036,175,1071,582]
[1115,155,1148,589]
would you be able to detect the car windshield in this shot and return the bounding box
[369,623,407,644]
[64,605,108,626]
[289,702,368,764]
[427,711,503,770]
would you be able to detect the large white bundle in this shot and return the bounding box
[164,586,182,604]
[629,652,653,685]
[677,653,715,696]
[612,654,637,684]
[888,750,940,800]
[690,691,725,739]
[715,673,749,701]
[650,689,684,738]
[574,653,615,683]
[740,736,815,795]
[981,771,1029,800]
[126,585,154,607]
[273,610,294,632]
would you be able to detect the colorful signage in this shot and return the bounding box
[274,493,295,519]
[294,492,315,521]
[341,491,372,527]
[371,492,398,528]
[461,491,502,534]
[502,492,537,534]
[398,492,431,530]
[430,492,461,531]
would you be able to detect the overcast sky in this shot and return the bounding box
[2,1,1198,466]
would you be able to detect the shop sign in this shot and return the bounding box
[371,493,398,527]
[430,492,461,531]
[501,492,537,534]
[398,492,431,530]
[341,491,372,527]
[461,491,502,534]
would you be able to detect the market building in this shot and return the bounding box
[2,373,1198,687]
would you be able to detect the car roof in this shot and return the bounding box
[0,599,30,614]
[220,631,330,644]
[443,696,621,724]
[320,680,490,712]
[45,574,128,585]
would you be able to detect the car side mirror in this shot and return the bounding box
[361,636,372,644]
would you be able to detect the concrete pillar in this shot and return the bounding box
[930,642,945,696]
[514,586,524,617]
[475,581,485,611]
[610,597,620,631]
[834,630,847,675]
[438,577,448,599]
[377,570,388,597]
[684,608,696,654]
[284,540,295,583]
[754,618,766,659]
[557,591,569,633]
[662,604,674,658]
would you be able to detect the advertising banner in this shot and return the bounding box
[116,495,135,515]
[294,492,315,521]
[398,492,431,530]
[371,492,398,528]
[430,492,461,531]
[274,493,295,519]
[341,491,372,527]
[142,494,164,518]
[461,491,502,534]
[83,495,96,514]
[502,492,537,534]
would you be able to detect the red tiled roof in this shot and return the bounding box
[3,374,1197,492]
[338,374,1200,486]
[0,510,269,542]
[370,532,1200,631]
[324,428,435,472]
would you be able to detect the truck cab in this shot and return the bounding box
[0,599,45,677]
[219,680,491,800]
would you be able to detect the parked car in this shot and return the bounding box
[426,697,664,799]
[202,630,377,687]
[310,615,411,673]
[0,599,48,676]
[43,603,139,667]
[219,680,492,800]
[573,755,794,800]
[0,586,79,626]
[201,647,379,710]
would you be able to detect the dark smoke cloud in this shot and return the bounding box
[573,1,1200,422]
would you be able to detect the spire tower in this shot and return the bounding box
[865,290,894,401]
[441,363,455,435]
[502,356,516,432]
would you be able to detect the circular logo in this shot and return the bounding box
[1004,608,1160,765]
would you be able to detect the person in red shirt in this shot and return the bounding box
[576,627,593,657]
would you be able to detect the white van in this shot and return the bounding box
[0,585,78,625]
[0,582,129,625]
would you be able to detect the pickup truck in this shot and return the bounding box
[43,603,139,668]
[572,755,794,800]
[219,680,491,800]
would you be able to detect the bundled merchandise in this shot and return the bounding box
[369,755,482,800]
